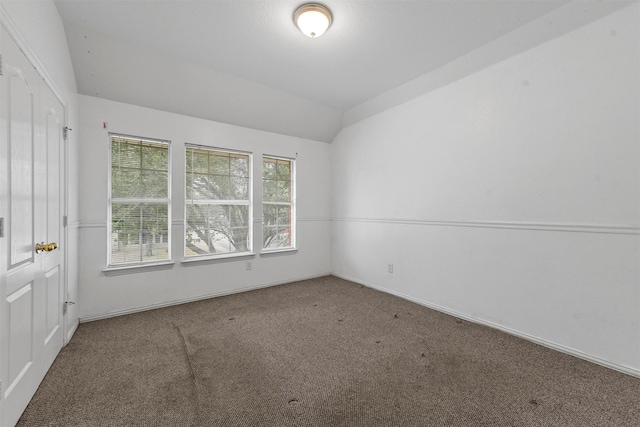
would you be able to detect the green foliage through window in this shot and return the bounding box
[263,157,294,249]
[110,135,170,265]
[185,147,251,256]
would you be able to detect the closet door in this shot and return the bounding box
[0,26,65,427]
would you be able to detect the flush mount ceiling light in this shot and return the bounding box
[294,3,332,38]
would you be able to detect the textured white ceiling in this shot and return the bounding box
[54,0,632,141]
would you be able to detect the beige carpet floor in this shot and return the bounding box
[17,275,640,426]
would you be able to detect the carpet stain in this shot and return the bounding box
[394,314,399,318]
[174,326,196,382]
[288,398,299,404]
[529,399,541,406]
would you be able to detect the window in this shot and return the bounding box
[185,146,252,257]
[262,156,295,250]
[109,135,170,266]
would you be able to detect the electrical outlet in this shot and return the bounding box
[388,264,393,273]
[246,261,252,270]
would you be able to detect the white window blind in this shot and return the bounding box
[185,146,252,257]
[263,156,295,250]
[109,135,170,266]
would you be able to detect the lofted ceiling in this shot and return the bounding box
[54,0,632,142]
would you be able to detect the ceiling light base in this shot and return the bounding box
[294,3,333,38]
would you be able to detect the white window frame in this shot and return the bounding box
[107,133,171,268]
[184,144,253,260]
[262,155,296,252]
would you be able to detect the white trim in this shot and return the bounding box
[185,199,250,205]
[260,248,298,256]
[102,261,175,276]
[298,217,331,222]
[66,319,79,343]
[110,133,170,146]
[111,197,170,204]
[332,272,640,379]
[0,5,67,106]
[97,216,330,229]
[62,98,71,345]
[185,143,253,156]
[334,217,640,235]
[78,221,107,229]
[181,252,255,265]
[262,201,292,206]
[262,153,297,162]
[79,272,332,323]
[89,217,632,235]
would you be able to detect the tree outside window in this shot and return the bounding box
[185,146,252,256]
[263,156,295,250]
[109,135,170,265]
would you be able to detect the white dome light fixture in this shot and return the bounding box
[294,3,332,38]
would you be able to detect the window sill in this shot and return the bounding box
[260,248,298,257]
[181,252,256,266]
[103,261,175,276]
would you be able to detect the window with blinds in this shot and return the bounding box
[109,134,170,266]
[185,146,252,257]
[262,156,295,250]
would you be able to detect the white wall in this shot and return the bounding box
[332,4,640,375]
[2,0,80,341]
[77,95,332,320]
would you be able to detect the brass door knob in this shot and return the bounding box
[35,242,58,253]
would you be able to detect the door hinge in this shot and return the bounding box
[0,217,3,237]
[0,53,3,76]
[63,126,72,140]
[63,216,68,227]
[63,300,76,315]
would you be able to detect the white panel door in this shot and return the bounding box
[37,62,65,374]
[0,26,66,427]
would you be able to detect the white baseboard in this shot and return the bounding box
[79,272,332,323]
[65,319,80,344]
[332,272,640,379]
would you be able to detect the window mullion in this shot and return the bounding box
[262,156,295,250]
[108,134,170,267]
[185,146,252,257]
[111,197,170,204]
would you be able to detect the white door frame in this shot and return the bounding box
[0,5,70,345]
